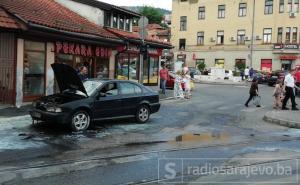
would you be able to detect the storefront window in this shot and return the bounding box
[129,54,139,82]
[215,59,225,68]
[23,41,45,98]
[117,53,129,80]
[95,58,109,79]
[148,57,159,84]
[143,57,149,84]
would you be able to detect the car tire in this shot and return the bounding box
[136,105,150,123]
[70,110,90,132]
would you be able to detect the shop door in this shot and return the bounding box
[0,33,15,105]
[281,60,292,71]
[261,59,272,72]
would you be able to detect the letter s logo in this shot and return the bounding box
[165,162,176,179]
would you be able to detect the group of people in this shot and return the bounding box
[241,67,255,81]
[159,64,192,99]
[245,68,300,111]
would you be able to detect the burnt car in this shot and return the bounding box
[30,63,160,131]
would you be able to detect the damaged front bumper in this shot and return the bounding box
[29,108,70,124]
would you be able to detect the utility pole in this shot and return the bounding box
[250,0,256,68]
[138,16,148,84]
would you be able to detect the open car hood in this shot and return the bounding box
[51,63,88,96]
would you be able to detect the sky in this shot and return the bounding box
[98,0,172,11]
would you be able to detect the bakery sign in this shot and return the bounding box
[55,41,112,58]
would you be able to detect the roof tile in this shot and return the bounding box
[0,7,21,29]
[0,0,117,39]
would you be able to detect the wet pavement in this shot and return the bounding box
[1,84,300,184]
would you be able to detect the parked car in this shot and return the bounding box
[267,70,285,86]
[255,72,268,84]
[30,63,160,131]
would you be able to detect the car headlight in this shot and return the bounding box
[46,107,62,113]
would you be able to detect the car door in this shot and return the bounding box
[93,82,123,119]
[119,82,143,116]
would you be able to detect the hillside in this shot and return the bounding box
[122,6,171,15]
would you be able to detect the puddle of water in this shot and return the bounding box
[172,132,230,143]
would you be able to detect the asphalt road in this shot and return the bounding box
[2,83,300,185]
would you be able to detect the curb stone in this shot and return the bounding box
[263,112,300,128]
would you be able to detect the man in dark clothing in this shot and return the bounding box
[78,66,88,81]
[282,69,298,110]
[245,78,261,107]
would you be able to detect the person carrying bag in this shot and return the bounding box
[245,78,261,107]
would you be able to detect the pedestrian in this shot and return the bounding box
[273,79,284,109]
[282,69,299,110]
[183,64,189,75]
[174,71,184,99]
[249,68,254,79]
[78,66,88,81]
[159,64,169,95]
[240,70,244,81]
[183,73,191,99]
[245,78,261,107]
[244,67,250,80]
[294,67,300,96]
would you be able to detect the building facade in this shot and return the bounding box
[0,0,171,107]
[171,0,300,72]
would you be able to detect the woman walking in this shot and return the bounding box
[183,73,191,99]
[245,78,261,107]
[174,71,184,99]
[273,80,284,109]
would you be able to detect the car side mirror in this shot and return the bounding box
[96,92,106,100]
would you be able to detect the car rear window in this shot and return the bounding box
[120,82,142,95]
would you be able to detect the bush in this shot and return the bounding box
[235,62,246,72]
[197,62,206,72]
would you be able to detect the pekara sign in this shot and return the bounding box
[55,41,112,58]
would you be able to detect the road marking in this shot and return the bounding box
[112,155,150,164]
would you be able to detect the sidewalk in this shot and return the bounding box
[148,86,174,100]
[195,79,247,86]
[0,104,31,118]
[263,110,300,128]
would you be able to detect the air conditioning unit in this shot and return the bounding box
[210,37,216,42]
[245,36,251,41]
[256,35,262,40]
[230,37,236,41]
[289,12,296,18]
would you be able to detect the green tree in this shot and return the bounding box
[139,6,164,24]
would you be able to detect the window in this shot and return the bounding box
[197,32,204,45]
[104,12,111,27]
[279,0,284,13]
[235,59,246,71]
[125,18,131,31]
[113,13,118,28]
[180,16,187,31]
[288,0,293,12]
[215,59,225,68]
[239,3,247,17]
[23,41,46,97]
[198,6,205,19]
[292,27,298,43]
[263,28,272,44]
[179,39,186,50]
[119,15,124,30]
[180,0,188,2]
[294,0,299,12]
[218,5,225,18]
[285,27,291,43]
[237,30,246,45]
[100,83,118,96]
[265,0,273,14]
[217,31,224,45]
[277,27,283,43]
[120,82,142,95]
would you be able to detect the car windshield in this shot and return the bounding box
[83,80,102,96]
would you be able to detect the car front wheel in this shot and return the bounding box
[70,110,90,132]
[136,105,150,123]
